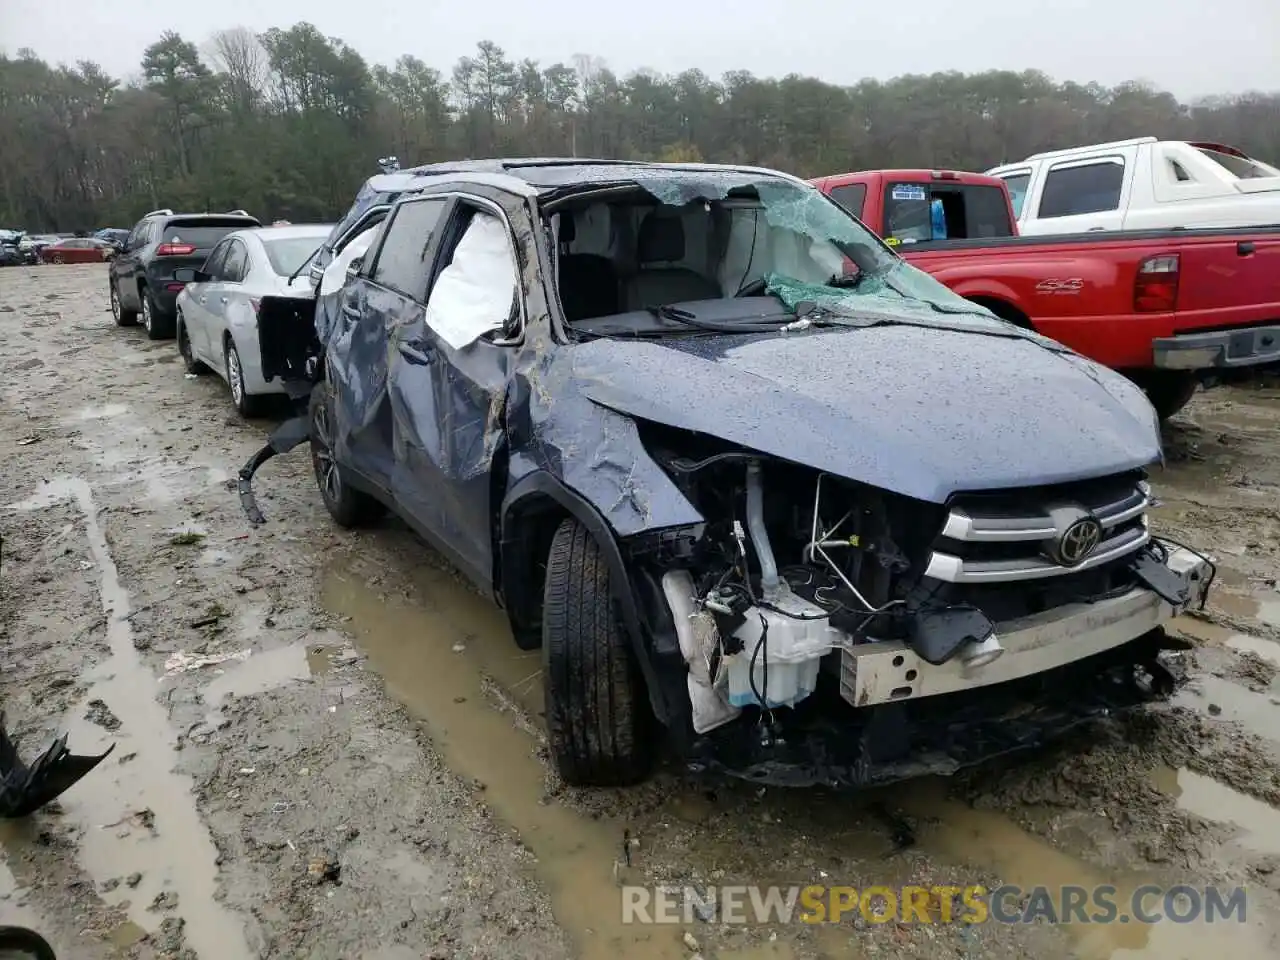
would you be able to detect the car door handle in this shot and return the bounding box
[1238,241,1255,256]
[341,303,361,319]
[397,342,434,365]
[220,296,229,304]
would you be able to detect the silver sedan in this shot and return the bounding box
[174,224,331,417]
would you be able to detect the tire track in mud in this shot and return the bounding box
[6,477,252,960]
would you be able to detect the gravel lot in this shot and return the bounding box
[2,263,1279,960]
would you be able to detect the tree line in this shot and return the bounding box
[2,24,1278,231]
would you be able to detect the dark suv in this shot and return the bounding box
[242,159,1209,790]
[109,209,260,339]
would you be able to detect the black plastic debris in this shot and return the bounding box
[0,710,115,818]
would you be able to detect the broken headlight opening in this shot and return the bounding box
[631,425,1204,787]
[636,425,975,723]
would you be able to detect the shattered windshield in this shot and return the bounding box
[547,171,1009,336]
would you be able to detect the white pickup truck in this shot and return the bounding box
[987,137,1280,235]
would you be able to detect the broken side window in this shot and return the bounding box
[423,211,518,351]
[371,198,450,302]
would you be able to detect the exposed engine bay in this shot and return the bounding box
[633,427,1214,785]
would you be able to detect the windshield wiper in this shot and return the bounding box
[287,245,323,286]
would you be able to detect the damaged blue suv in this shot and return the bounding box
[243,159,1213,789]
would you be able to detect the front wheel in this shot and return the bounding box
[308,379,383,528]
[1130,370,1198,422]
[542,517,654,787]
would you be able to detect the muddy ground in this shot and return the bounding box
[1,263,1279,960]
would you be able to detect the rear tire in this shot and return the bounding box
[542,517,654,787]
[225,338,265,418]
[309,379,383,527]
[141,287,175,340]
[1132,370,1198,421]
[110,282,138,327]
[176,314,208,374]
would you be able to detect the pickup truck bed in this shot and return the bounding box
[813,169,1280,418]
[901,225,1280,370]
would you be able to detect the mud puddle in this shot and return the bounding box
[1212,589,1280,628]
[321,553,862,959]
[908,781,1273,959]
[1151,766,1280,856]
[320,555,676,960]
[1174,674,1280,740]
[5,476,253,960]
[1173,614,1280,666]
[200,638,352,707]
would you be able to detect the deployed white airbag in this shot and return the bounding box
[320,224,380,296]
[424,212,518,350]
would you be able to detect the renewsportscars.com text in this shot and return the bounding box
[621,884,1248,926]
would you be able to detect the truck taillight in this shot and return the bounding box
[156,243,196,256]
[1134,254,1179,312]
[931,170,960,180]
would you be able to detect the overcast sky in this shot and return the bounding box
[3,0,1278,100]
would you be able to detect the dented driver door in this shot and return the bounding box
[386,195,521,593]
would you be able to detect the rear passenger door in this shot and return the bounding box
[187,240,230,363]
[113,220,152,311]
[207,239,249,364]
[328,196,451,498]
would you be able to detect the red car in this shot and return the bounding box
[39,238,113,264]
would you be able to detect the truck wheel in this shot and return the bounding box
[308,379,383,527]
[1135,371,1198,421]
[110,283,138,326]
[542,517,653,787]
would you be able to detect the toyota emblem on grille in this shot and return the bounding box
[1054,517,1103,566]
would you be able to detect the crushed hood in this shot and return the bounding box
[569,324,1161,503]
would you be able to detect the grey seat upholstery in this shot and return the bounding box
[556,211,620,322]
[622,209,721,311]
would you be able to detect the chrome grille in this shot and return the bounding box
[924,479,1151,585]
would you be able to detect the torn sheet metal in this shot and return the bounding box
[238,413,310,525]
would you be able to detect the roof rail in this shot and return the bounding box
[226,209,251,216]
[1025,137,1158,162]
[142,208,174,218]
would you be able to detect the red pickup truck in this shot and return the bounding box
[810,169,1280,419]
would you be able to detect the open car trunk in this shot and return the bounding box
[257,294,319,384]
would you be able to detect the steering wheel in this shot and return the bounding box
[735,278,769,297]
